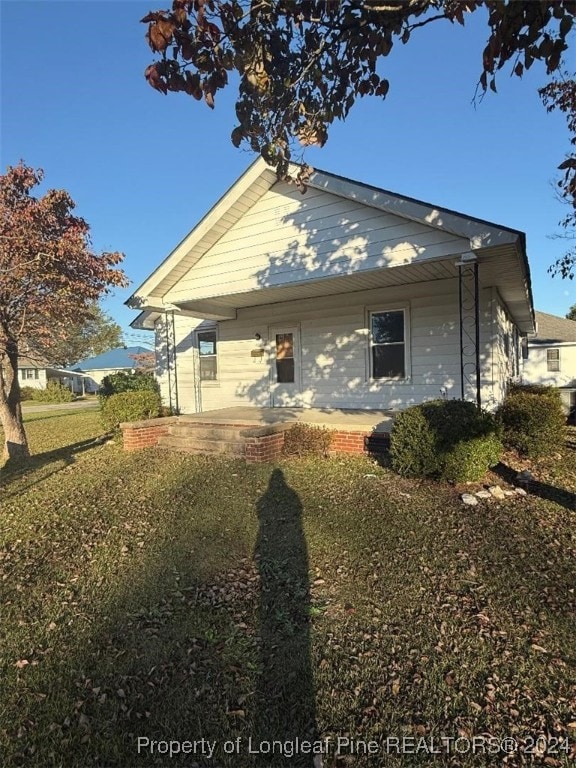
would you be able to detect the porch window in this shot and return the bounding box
[198,330,218,381]
[370,310,406,379]
[547,348,560,372]
[275,333,295,383]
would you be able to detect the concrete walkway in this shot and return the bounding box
[179,406,396,433]
[21,400,100,414]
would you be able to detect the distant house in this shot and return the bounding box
[522,310,576,418]
[17,355,87,394]
[74,346,151,392]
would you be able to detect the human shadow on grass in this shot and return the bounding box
[252,468,318,767]
[492,461,576,512]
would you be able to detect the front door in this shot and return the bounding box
[269,326,301,406]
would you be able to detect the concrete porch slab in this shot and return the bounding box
[178,406,396,434]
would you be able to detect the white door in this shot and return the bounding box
[269,326,302,406]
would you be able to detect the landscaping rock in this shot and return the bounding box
[488,485,506,500]
[514,487,528,496]
[461,493,478,506]
[503,490,516,497]
[516,470,533,484]
[475,490,492,499]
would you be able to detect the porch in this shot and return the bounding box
[175,405,395,432]
[121,406,396,461]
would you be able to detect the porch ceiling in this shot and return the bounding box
[173,248,533,332]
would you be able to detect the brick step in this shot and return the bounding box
[157,434,246,456]
[168,424,247,441]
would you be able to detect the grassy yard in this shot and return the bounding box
[0,412,575,767]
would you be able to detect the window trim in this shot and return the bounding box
[366,305,410,382]
[546,347,560,372]
[196,326,219,384]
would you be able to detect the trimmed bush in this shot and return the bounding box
[99,370,159,400]
[388,406,437,478]
[31,380,75,404]
[19,386,37,401]
[101,390,161,431]
[442,434,504,483]
[496,385,565,458]
[283,423,333,457]
[391,399,503,482]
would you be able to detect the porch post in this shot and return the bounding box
[164,310,180,415]
[458,256,481,408]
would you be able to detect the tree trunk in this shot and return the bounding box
[0,340,30,461]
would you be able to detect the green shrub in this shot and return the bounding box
[283,423,333,457]
[388,406,437,478]
[99,370,159,400]
[101,391,161,431]
[19,386,37,401]
[390,399,503,482]
[507,382,560,399]
[31,380,75,404]
[442,434,504,483]
[496,386,565,458]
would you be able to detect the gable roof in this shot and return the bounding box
[127,157,534,332]
[74,346,150,371]
[531,311,576,344]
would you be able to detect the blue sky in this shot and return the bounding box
[1,1,574,343]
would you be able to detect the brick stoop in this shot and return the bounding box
[121,416,388,462]
[157,421,255,456]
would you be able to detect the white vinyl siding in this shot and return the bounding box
[165,184,469,305]
[164,279,500,414]
[154,314,213,412]
[522,343,576,388]
[17,368,47,389]
[487,291,521,408]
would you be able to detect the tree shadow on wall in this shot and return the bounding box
[253,468,318,767]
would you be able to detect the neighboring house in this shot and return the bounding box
[128,159,534,415]
[74,346,151,392]
[17,356,87,394]
[522,310,576,418]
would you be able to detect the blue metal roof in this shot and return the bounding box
[74,346,151,371]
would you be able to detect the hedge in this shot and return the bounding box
[496,384,565,458]
[101,390,161,431]
[390,399,503,483]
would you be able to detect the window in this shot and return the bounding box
[370,309,406,379]
[275,333,295,383]
[20,368,38,380]
[547,348,560,372]
[197,330,217,380]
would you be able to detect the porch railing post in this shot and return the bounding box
[458,256,481,409]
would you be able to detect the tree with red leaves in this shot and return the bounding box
[540,74,576,278]
[0,163,128,461]
[141,1,574,173]
[141,1,575,269]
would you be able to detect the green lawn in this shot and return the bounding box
[0,413,575,767]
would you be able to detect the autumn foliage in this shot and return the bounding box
[141,1,575,180]
[0,163,127,460]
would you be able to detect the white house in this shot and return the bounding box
[522,310,576,418]
[17,356,88,394]
[128,160,534,416]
